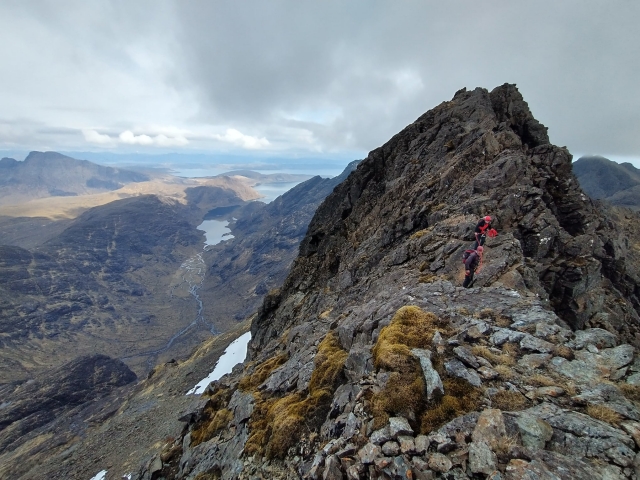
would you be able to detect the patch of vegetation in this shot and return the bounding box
[370,306,441,429]
[619,384,640,403]
[238,353,288,392]
[190,387,234,447]
[494,365,517,381]
[586,404,622,426]
[418,274,438,283]
[244,331,348,459]
[552,345,574,360]
[420,378,483,433]
[529,374,557,387]
[411,229,429,240]
[491,390,528,411]
[368,306,481,434]
[419,261,430,272]
[472,345,516,366]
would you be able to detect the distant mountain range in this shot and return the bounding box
[573,155,640,210]
[0,151,148,205]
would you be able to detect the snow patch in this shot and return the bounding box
[186,331,251,395]
[89,470,107,480]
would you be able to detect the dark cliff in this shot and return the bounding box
[135,85,640,479]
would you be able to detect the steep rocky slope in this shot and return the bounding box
[573,155,640,210]
[198,162,359,333]
[133,85,640,479]
[0,151,149,204]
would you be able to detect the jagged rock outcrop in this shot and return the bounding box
[134,85,640,479]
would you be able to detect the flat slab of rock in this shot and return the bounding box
[445,359,482,387]
[389,416,413,438]
[568,328,618,350]
[453,345,480,369]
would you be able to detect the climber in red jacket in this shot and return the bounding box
[473,216,497,249]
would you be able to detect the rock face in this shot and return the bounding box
[0,151,149,204]
[128,85,640,479]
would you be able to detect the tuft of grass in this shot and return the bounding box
[529,374,557,387]
[491,390,528,411]
[371,306,441,428]
[411,229,429,240]
[419,261,430,272]
[472,346,516,367]
[586,404,622,426]
[373,306,441,372]
[244,331,347,459]
[494,365,517,381]
[190,387,234,447]
[319,309,332,319]
[476,308,497,320]
[552,345,574,360]
[495,316,513,328]
[418,274,438,284]
[420,378,483,434]
[619,384,640,403]
[238,353,288,392]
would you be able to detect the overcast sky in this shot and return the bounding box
[1,1,639,165]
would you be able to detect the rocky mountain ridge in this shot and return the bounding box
[131,84,640,479]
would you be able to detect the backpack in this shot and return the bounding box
[462,249,475,263]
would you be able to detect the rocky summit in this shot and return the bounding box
[133,84,640,479]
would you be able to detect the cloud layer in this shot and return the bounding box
[1,1,639,161]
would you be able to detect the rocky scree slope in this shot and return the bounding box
[136,84,640,480]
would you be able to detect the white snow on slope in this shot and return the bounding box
[89,470,107,480]
[186,331,251,395]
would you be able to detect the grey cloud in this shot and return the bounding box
[172,1,640,155]
[0,1,638,159]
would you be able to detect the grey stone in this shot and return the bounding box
[344,348,374,382]
[397,435,415,454]
[469,441,498,475]
[414,434,430,454]
[453,345,480,368]
[472,409,507,448]
[445,359,482,387]
[515,413,553,449]
[535,322,560,340]
[522,403,636,467]
[491,328,525,347]
[627,372,640,386]
[228,389,254,424]
[599,344,635,370]
[427,452,452,473]
[411,348,444,400]
[518,353,552,369]
[519,334,555,353]
[358,443,381,464]
[388,416,413,438]
[390,455,414,480]
[370,426,392,445]
[343,412,361,439]
[569,328,618,350]
[478,366,499,380]
[323,455,344,480]
[381,441,400,456]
